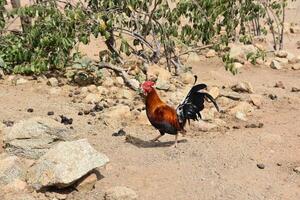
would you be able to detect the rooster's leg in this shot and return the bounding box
[151,134,163,142]
[172,134,178,148]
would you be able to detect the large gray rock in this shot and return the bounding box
[26,139,109,190]
[3,117,73,159]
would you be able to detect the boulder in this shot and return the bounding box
[26,139,109,190]
[85,93,102,103]
[270,60,282,70]
[104,186,138,200]
[3,117,72,159]
[103,105,132,120]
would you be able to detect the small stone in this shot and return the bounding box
[291,87,300,92]
[290,26,300,34]
[59,115,73,125]
[2,120,14,127]
[102,77,114,87]
[27,108,34,113]
[245,123,264,128]
[250,94,263,107]
[75,172,98,192]
[277,163,282,166]
[268,94,277,100]
[270,60,282,70]
[68,93,73,97]
[78,111,83,116]
[47,111,54,116]
[231,81,254,93]
[287,52,296,63]
[103,105,132,120]
[84,93,102,103]
[293,167,300,173]
[112,129,126,137]
[206,49,216,58]
[128,79,140,90]
[90,112,96,117]
[84,110,90,115]
[74,90,81,95]
[97,86,109,95]
[116,77,125,86]
[274,81,285,89]
[274,57,289,64]
[274,50,288,58]
[257,163,265,169]
[233,62,244,69]
[104,186,138,200]
[235,111,247,121]
[87,85,98,93]
[230,102,254,115]
[15,78,28,85]
[47,77,59,87]
[292,64,300,70]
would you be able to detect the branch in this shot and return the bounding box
[93,61,139,91]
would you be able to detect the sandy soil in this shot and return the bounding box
[1,1,300,200]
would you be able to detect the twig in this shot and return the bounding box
[171,44,214,58]
[93,61,139,91]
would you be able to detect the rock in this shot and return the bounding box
[104,186,138,200]
[73,72,94,86]
[87,85,98,93]
[274,57,289,64]
[191,120,217,132]
[235,111,247,121]
[220,90,250,101]
[180,72,195,84]
[146,64,171,89]
[27,139,109,190]
[208,87,220,99]
[230,102,254,116]
[59,115,73,125]
[206,49,216,58]
[116,77,125,86]
[3,117,72,159]
[27,108,34,113]
[85,93,102,103]
[231,82,254,93]
[292,64,300,70]
[187,53,202,64]
[274,81,285,89]
[250,94,263,107]
[233,62,243,69]
[117,89,134,100]
[245,123,264,128]
[0,155,26,185]
[47,111,54,116]
[291,87,300,92]
[15,78,28,85]
[103,105,132,120]
[229,43,257,62]
[112,129,126,137]
[290,25,300,34]
[293,167,300,174]
[102,77,114,87]
[97,86,109,95]
[47,77,59,87]
[128,79,140,90]
[270,60,282,70]
[257,163,265,169]
[274,50,288,58]
[268,94,277,100]
[287,52,297,63]
[75,172,98,192]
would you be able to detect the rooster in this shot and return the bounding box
[141,77,219,147]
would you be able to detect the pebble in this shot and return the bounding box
[91,103,104,112]
[112,129,126,137]
[27,108,34,113]
[78,111,83,116]
[293,167,300,173]
[47,111,54,116]
[257,163,265,169]
[90,112,96,117]
[74,90,81,95]
[268,94,277,100]
[291,87,300,92]
[245,123,264,128]
[84,110,90,115]
[3,120,14,127]
[60,115,73,125]
[274,81,285,89]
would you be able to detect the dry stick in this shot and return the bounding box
[279,1,285,50]
[93,62,139,91]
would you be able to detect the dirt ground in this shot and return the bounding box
[1,1,300,200]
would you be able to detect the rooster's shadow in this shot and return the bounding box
[125,135,187,148]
